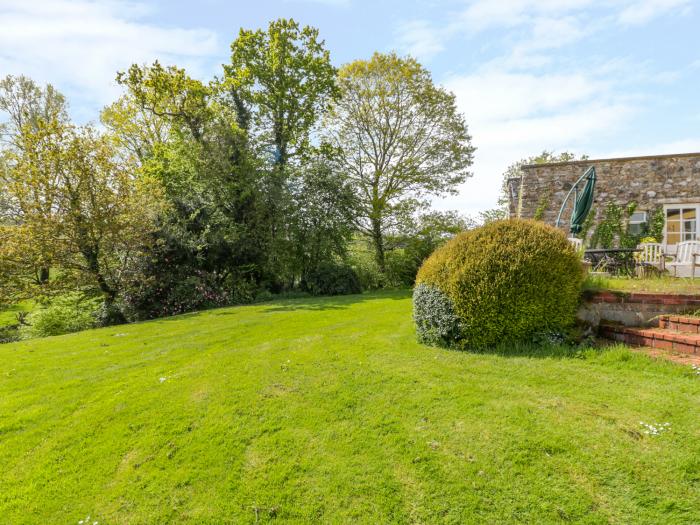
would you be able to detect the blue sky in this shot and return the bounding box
[1,0,698,215]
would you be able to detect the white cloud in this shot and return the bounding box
[618,0,692,25]
[603,138,700,158]
[0,0,220,121]
[454,0,596,33]
[416,0,695,215]
[434,68,634,214]
[394,20,445,62]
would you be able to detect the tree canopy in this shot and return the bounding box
[324,52,474,270]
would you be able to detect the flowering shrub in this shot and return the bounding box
[122,270,234,320]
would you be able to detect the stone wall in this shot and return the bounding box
[510,153,700,237]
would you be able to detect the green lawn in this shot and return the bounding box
[1,291,700,524]
[584,275,700,294]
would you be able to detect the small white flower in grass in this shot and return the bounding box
[159,377,167,383]
[640,421,670,436]
[692,364,700,375]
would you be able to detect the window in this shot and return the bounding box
[628,211,647,236]
[664,205,700,245]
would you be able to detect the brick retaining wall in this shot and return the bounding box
[578,290,700,327]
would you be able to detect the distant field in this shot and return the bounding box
[1,290,699,524]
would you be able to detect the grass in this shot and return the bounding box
[1,290,700,524]
[0,300,33,328]
[584,274,700,294]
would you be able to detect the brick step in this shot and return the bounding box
[658,315,700,333]
[600,323,700,355]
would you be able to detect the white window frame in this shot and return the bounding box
[663,204,700,247]
[628,211,647,236]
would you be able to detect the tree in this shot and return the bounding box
[0,116,162,311]
[223,19,339,281]
[0,75,70,282]
[224,18,338,168]
[114,62,276,311]
[287,152,359,288]
[324,52,474,271]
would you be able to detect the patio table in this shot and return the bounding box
[584,248,641,276]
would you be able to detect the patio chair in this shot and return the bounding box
[636,242,665,272]
[666,240,700,278]
[567,237,583,252]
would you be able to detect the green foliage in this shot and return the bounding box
[590,202,646,249]
[20,293,100,339]
[325,52,474,271]
[304,262,362,296]
[647,206,665,242]
[287,153,359,285]
[412,283,461,346]
[347,242,389,290]
[533,190,552,220]
[224,18,338,164]
[415,219,583,349]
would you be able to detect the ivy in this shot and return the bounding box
[590,202,647,249]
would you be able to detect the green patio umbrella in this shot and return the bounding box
[555,166,597,237]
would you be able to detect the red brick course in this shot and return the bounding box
[600,315,700,355]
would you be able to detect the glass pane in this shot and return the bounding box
[685,219,697,233]
[684,231,697,241]
[667,232,681,244]
[667,208,681,221]
[684,208,697,220]
[630,211,647,222]
[667,221,680,234]
[629,223,643,235]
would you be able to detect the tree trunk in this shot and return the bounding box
[371,217,386,273]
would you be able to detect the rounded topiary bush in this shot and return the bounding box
[413,219,583,349]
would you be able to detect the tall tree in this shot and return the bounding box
[0,75,70,285]
[324,52,474,271]
[224,18,338,167]
[0,116,162,310]
[223,19,339,281]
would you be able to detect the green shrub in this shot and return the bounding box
[304,262,362,296]
[412,283,462,346]
[20,293,101,339]
[414,219,583,349]
[0,324,20,344]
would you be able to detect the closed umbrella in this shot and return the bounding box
[569,166,596,236]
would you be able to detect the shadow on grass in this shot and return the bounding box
[435,340,614,360]
[213,289,413,314]
[147,289,412,324]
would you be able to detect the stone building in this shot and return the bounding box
[508,152,700,252]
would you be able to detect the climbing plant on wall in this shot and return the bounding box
[590,202,647,249]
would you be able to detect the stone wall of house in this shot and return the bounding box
[510,153,700,236]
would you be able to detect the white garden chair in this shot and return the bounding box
[666,240,700,278]
[567,237,583,252]
[636,242,665,272]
